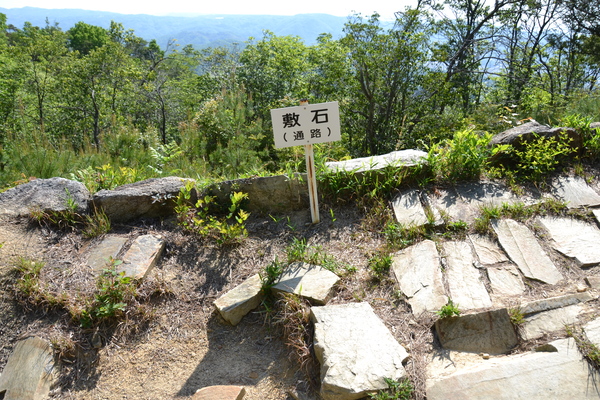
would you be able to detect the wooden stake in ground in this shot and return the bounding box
[270,100,341,224]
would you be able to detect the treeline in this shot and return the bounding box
[0,0,599,188]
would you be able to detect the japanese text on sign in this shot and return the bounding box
[270,102,341,149]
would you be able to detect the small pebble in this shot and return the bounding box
[482,353,490,360]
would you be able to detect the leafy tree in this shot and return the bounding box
[68,21,110,55]
[340,11,433,155]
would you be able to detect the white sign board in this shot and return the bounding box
[270,101,341,149]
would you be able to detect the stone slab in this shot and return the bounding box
[391,240,447,314]
[427,338,600,399]
[310,302,409,400]
[443,241,492,310]
[118,234,165,279]
[435,309,518,354]
[192,385,246,400]
[520,292,592,315]
[214,274,263,326]
[487,264,524,296]
[0,336,56,400]
[391,189,430,227]
[549,175,600,208]
[537,216,600,267]
[585,276,600,289]
[584,317,600,346]
[429,187,477,224]
[86,235,128,274]
[469,234,509,265]
[521,304,584,340]
[455,181,519,209]
[272,262,339,305]
[492,219,562,285]
[325,149,427,173]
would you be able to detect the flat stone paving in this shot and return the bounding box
[492,219,562,285]
[392,240,447,314]
[537,216,600,267]
[443,241,492,310]
[427,338,600,399]
[118,234,165,279]
[549,175,600,208]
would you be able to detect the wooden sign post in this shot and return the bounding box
[270,101,341,224]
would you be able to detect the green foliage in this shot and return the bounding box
[566,325,600,370]
[68,22,110,55]
[509,307,525,326]
[437,299,461,318]
[71,163,144,193]
[496,131,576,183]
[369,377,414,400]
[175,182,250,246]
[369,251,393,280]
[284,237,344,274]
[427,129,496,182]
[79,261,135,328]
[14,258,45,302]
[82,206,111,238]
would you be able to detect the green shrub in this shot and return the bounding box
[436,299,460,318]
[369,377,414,400]
[427,129,495,182]
[369,251,393,280]
[175,182,250,246]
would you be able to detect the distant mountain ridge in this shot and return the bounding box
[0,7,348,49]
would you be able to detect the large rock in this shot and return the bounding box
[489,119,581,149]
[435,309,518,354]
[0,177,90,217]
[427,338,600,399]
[214,274,264,326]
[392,240,447,314]
[548,176,600,208]
[310,302,409,400]
[443,241,492,310]
[205,174,308,214]
[0,336,56,400]
[537,216,600,267]
[492,219,562,285]
[325,149,427,173]
[93,176,194,222]
[272,262,339,305]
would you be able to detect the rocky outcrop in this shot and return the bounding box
[205,174,308,214]
[489,119,581,149]
[0,177,90,217]
[93,176,194,222]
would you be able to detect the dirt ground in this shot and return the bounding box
[0,205,412,400]
[2,177,598,399]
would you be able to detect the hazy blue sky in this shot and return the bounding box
[0,0,410,20]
